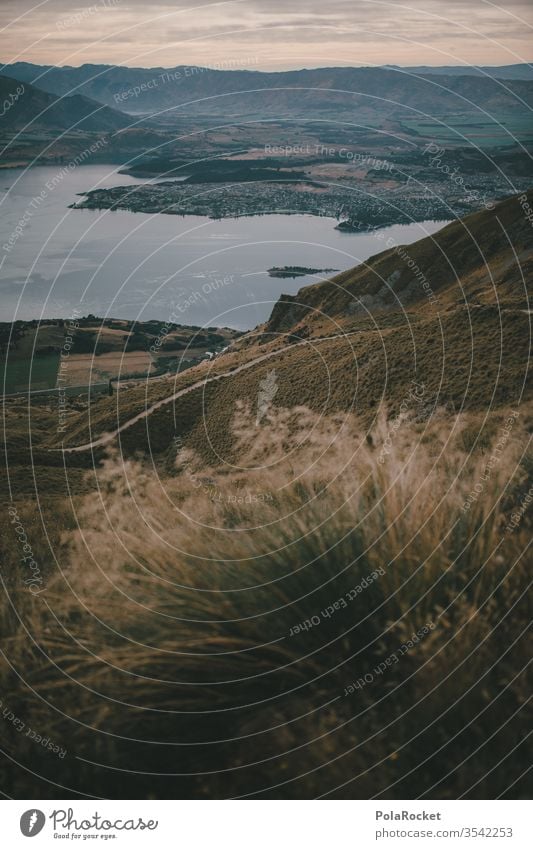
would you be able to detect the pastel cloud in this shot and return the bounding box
[1,0,532,69]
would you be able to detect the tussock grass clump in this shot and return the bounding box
[1,405,531,799]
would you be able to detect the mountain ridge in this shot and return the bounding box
[0,73,131,132]
[263,190,533,336]
[54,190,532,456]
[3,63,532,118]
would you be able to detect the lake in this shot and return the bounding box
[0,165,446,330]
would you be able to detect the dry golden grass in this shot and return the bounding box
[2,191,530,799]
[63,351,155,384]
[50,190,532,457]
[1,404,531,799]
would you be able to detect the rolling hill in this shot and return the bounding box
[1,194,531,801]
[2,63,533,119]
[41,190,531,464]
[387,63,533,80]
[0,73,131,132]
[2,191,531,477]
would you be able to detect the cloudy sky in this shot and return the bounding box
[1,0,532,70]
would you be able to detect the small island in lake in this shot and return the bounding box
[267,266,339,278]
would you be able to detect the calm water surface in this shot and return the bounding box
[0,165,446,330]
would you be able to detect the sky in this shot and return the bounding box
[0,0,532,71]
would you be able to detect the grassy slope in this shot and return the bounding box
[1,408,531,799]
[3,191,530,524]
[42,190,532,461]
[1,192,531,800]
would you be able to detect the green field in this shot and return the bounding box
[1,353,60,394]
[402,113,533,147]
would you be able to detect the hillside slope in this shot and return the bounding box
[2,191,531,800]
[395,63,533,80]
[264,190,533,334]
[3,64,532,118]
[43,190,531,466]
[0,74,131,132]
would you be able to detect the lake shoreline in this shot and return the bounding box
[0,165,448,328]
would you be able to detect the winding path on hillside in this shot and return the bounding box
[59,332,348,453]
[56,302,531,454]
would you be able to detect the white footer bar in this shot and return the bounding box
[2,799,530,848]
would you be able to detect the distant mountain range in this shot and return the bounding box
[3,62,533,118]
[385,64,533,80]
[0,74,131,132]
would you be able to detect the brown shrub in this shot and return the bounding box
[1,405,531,799]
